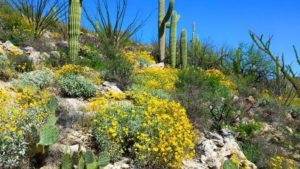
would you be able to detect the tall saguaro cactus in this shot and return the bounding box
[169,11,180,68]
[158,0,174,63]
[68,0,83,62]
[180,29,188,68]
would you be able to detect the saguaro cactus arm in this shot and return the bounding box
[170,11,180,68]
[180,29,188,68]
[158,0,175,62]
[68,0,83,62]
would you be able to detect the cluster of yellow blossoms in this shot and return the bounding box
[54,64,102,85]
[270,156,297,169]
[123,50,155,66]
[204,68,236,93]
[134,67,178,92]
[89,93,196,168]
[0,86,55,167]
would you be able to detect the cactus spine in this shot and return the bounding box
[68,0,82,62]
[169,11,180,68]
[159,0,174,62]
[180,29,188,68]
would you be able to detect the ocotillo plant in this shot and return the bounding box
[158,0,174,62]
[68,0,83,63]
[169,11,180,68]
[180,29,188,68]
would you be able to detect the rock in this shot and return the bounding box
[1,41,23,56]
[233,95,239,103]
[97,81,124,95]
[196,130,257,169]
[182,159,208,169]
[246,96,256,104]
[103,158,131,169]
[149,62,164,68]
[292,154,300,160]
[56,97,91,128]
[285,126,293,135]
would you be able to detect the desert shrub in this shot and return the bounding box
[89,93,196,168]
[269,156,297,169]
[0,86,57,168]
[241,142,262,164]
[123,50,155,67]
[133,67,178,93]
[175,68,235,126]
[0,55,14,81]
[55,64,102,85]
[13,69,54,90]
[231,122,261,140]
[129,84,171,100]
[6,0,67,39]
[102,55,134,89]
[0,2,33,44]
[57,74,96,98]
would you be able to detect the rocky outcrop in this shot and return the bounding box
[194,129,257,169]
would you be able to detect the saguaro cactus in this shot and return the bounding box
[158,0,174,62]
[68,0,83,62]
[169,11,180,68]
[180,29,188,68]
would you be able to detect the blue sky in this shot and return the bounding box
[83,0,300,71]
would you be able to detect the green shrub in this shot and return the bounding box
[58,74,96,98]
[103,55,134,89]
[0,55,14,81]
[232,122,261,139]
[241,142,262,164]
[13,69,54,90]
[0,2,33,44]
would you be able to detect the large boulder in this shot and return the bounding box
[196,129,257,169]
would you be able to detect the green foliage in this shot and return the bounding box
[241,142,262,164]
[232,122,261,140]
[223,159,239,169]
[57,74,96,98]
[60,151,110,169]
[85,150,95,164]
[69,0,82,62]
[102,55,134,89]
[0,2,33,44]
[60,154,73,169]
[0,55,14,81]
[14,69,54,90]
[98,152,110,168]
[38,115,59,146]
[6,0,67,39]
[84,0,143,51]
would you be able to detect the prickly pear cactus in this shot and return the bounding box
[98,152,110,168]
[60,154,73,169]
[85,150,95,164]
[38,115,59,146]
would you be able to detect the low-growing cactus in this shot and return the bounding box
[38,115,59,146]
[60,150,110,169]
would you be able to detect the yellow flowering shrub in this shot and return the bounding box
[55,64,102,85]
[204,69,236,93]
[133,67,178,92]
[123,50,155,66]
[0,86,57,168]
[90,92,197,169]
[269,156,297,169]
